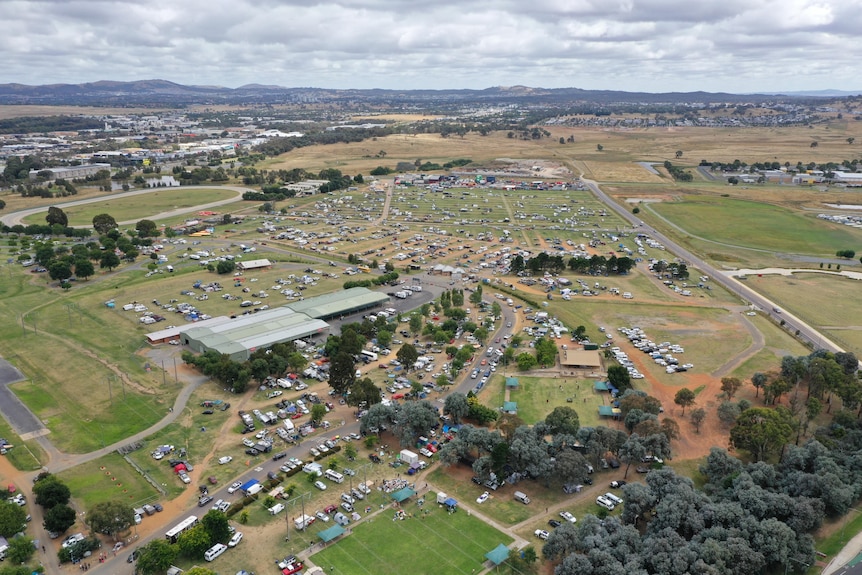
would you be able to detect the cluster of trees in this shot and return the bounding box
[510,253,634,276]
[663,161,693,182]
[19,178,78,198]
[360,400,446,446]
[1,222,90,238]
[33,474,77,537]
[342,271,399,289]
[836,249,856,259]
[135,511,229,575]
[182,350,252,393]
[1,155,45,184]
[438,399,675,490]
[169,165,229,185]
[242,189,295,202]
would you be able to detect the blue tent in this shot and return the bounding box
[444,497,457,509]
[239,479,259,492]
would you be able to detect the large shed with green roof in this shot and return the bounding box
[286,287,389,320]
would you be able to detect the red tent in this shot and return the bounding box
[174,463,187,473]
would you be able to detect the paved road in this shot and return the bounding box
[0,357,45,437]
[582,177,846,356]
[0,185,255,228]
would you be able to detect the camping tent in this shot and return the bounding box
[444,497,457,510]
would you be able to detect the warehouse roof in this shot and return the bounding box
[184,307,327,356]
[286,287,389,320]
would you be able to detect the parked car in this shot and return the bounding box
[548,519,561,528]
[198,495,213,507]
[560,511,577,524]
[534,529,550,540]
[476,491,490,504]
[314,481,327,491]
[218,456,232,465]
[227,481,243,494]
[228,531,243,547]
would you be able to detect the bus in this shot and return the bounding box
[166,515,198,543]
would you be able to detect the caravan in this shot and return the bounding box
[204,543,228,562]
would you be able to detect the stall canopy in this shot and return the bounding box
[317,524,345,543]
[485,544,510,565]
[390,487,416,503]
[444,497,458,508]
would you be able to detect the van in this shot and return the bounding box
[324,470,344,484]
[514,491,531,505]
[204,543,227,562]
[604,492,623,506]
[596,496,616,511]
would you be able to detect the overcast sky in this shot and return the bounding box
[3,0,860,93]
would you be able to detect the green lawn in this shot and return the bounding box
[57,452,161,511]
[312,499,512,575]
[650,196,862,256]
[479,375,608,428]
[0,417,44,471]
[21,188,237,226]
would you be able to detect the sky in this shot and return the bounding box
[3,0,861,94]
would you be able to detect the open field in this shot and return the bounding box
[0,105,172,120]
[0,417,44,471]
[730,314,811,377]
[479,375,610,429]
[741,272,862,357]
[311,500,512,575]
[58,452,161,511]
[648,195,862,256]
[20,187,237,226]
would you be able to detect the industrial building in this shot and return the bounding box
[147,286,388,360]
[181,307,329,361]
[28,163,111,181]
[285,287,389,320]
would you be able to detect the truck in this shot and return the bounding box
[294,514,316,530]
[514,491,531,505]
[399,449,419,466]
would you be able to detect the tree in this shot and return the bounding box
[0,502,26,538]
[43,504,77,534]
[100,251,120,271]
[607,365,632,393]
[201,510,230,544]
[660,418,680,442]
[690,407,706,433]
[396,343,419,370]
[620,434,647,479]
[674,388,696,416]
[360,403,394,435]
[347,377,382,408]
[310,403,326,425]
[751,372,767,398]
[675,150,683,158]
[848,137,855,145]
[516,352,537,371]
[92,213,117,234]
[810,141,818,148]
[33,476,71,508]
[75,259,95,280]
[597,144,604,151]
[554,449,589,485]
[729,406,795,462]
[443,393,470,423]
[409,313,422,335]
[46,206,68,227]
[177,524,212,559]
[185,568,217,575]
[135,219,158,237]
[344,443,358,461]
[48,260,73,282]
[87,500,135,539]
[6,536,34,564]
[393,401,440,446]
[717,401,741,427]
[721,377,743,400]
[216,260,236,274]
[545,406,580,436]
[328,351,356,395]
[135,540,179,575]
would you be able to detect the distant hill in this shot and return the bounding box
[0,80,852,107]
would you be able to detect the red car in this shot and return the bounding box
[290,413,303,419]
[324,504,338,514]
[282,562,303,575]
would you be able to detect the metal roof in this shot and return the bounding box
[286,287,389,319]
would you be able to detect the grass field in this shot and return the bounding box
[648,195,862,256]
[20,187,237,226]
[0,417,44,471]
[58,452,161,511]
[743,272,862,357]
[312,499,512,575]
[479,375,609,429]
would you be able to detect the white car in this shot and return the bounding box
[316,511,330,522]
[218,456,233,465]
[534,529,550,540]
[314,480,327,490]
[560,511,577,524]
[267,390,283,399]
[476,491,490,504]
[228,531,243,547]
[227,481,243,494]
